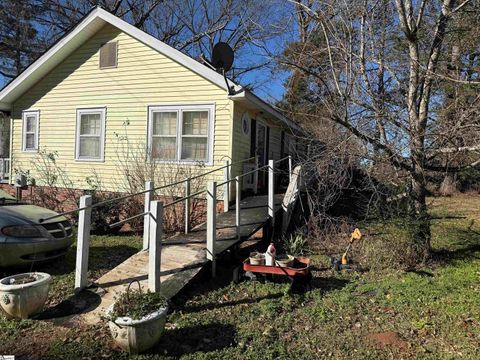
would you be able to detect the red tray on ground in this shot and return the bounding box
[243,256,311,277]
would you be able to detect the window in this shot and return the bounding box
[75,108,106,161]
[148,105,214,163]
[99,41,117,69]
[22,110,39,152]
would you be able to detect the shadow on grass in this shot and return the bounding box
[431,223,480,265]
[34,289,101,321]
[149,323,236,356]
[179,292,284,314]
[308,276,350,294]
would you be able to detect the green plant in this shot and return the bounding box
[281,233,312,257]
[109,287,168,321]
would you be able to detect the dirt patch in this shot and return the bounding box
[0,323,65,360]
[367,331,409,352]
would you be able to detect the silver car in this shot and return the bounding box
[0,190,74,267]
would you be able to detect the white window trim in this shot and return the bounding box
[75,107,106,162]
[147,104,215,165]
[22,110,40,152]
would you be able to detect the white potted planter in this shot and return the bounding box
[0,272,51,319]
[106,283,168,354]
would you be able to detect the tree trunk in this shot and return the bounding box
[439,172,457,196]
[408,167,431,264]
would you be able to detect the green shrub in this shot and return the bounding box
[281,233,312,257]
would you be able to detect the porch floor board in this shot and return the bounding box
[80,194,284,325]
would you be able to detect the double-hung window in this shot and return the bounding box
[75,108,106,161]
[22,110,39,152]
[148,104,214,164]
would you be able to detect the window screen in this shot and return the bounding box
[100,42,117,69]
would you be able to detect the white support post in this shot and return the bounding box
[143,181,154,250]
[288,155,293,183]
[206,181,217,277]
[253,156,259,194]
[223,160,230,213]
[148,200,163,292]
[268,160,275,229]
[75,195,92,292]
[235,176,241,239]
[184,179,191,234]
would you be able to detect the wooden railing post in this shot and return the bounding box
[148,200,163,292]
[268,160,275,229]
[235,176,241,239]
[75,195,92,292]
[288,155,293,183]
[206,181,217,277]
[184,179,191,234]
[223,160,230,213]
[143,181,154,250]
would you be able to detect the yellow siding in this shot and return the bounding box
[231,102,290,187]
[11,24,233,194]
[231,102,252,179]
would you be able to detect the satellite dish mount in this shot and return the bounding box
[211,42,235,95]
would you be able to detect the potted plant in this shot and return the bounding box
[106,282,169,354]
[0,272,51,319]
[249,252,265,265]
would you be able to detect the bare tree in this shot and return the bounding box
[277,0,480,262]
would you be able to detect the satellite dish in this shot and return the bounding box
[211,42,234,72]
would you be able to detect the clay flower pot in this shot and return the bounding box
[106,304,168,354]
[0,272,51,319]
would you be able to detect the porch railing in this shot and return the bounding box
[0,158,10,182]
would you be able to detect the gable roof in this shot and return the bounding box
[0,6,302,133]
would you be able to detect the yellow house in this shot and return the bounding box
[0,7,302,200]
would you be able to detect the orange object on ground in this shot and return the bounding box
[243,256,311,277]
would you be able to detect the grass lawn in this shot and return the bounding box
[1,194,480,359]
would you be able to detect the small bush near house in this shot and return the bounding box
[113,123,208,234]
[16,149,80,216]
[85,173,123,235]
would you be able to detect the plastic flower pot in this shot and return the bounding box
[0,272,51,319]
[249,252,265,265]
[107,304,168,354]
[275,254,295,267]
